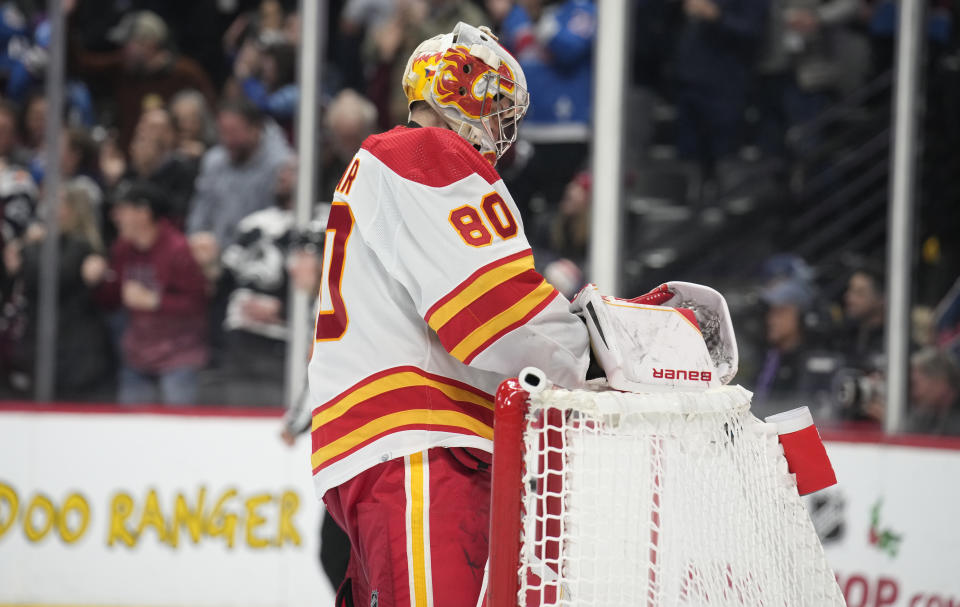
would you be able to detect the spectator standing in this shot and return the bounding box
[60,128,105,231]
[186,99,292,284]
[0,163,39,393]
[94,182,209,405]
[547,170,591,266]
[124,107,198,228]
[98,131,129,224]
[223,0,289,62]
[68,10,216,151]
[320,88,379,197]
[526,170,591,299]
[671,0,767,177]
[19,92,47,180]
[30,123,104,196]
[237,41,299,133]
[842,263,886,370]
[221,1,291,105]
[62,127,101,184]
[0,162,38,261]
[187,99,291,366]
[169,89,218,164]
[933,277,960,359]
[0,100,28,167]
[0,1,32,95]
[366,0,488,129]
[755,0,868,158]
[3,182,114,400]
[337,0,396,91]
[500,0,596,218]
[217,156,297,407]
[0,4,96,126]
[340,0,396,43]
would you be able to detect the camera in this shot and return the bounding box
[831,367,885,414]
[289,220,326,253]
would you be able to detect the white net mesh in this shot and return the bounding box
[516,385,845,607]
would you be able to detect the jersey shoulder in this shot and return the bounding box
[361,126,501,188]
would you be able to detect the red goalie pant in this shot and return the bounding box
[323,447,491,607]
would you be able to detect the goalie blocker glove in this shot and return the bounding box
[570,282,739,392]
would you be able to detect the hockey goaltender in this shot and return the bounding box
[304,21,736,607]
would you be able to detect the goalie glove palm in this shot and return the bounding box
[650,281,739,385]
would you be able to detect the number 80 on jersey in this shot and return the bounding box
[448,192,518,247]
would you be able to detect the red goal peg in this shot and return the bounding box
[765,407,837,496]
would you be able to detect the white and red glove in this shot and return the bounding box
[632,281,739,385]
[570,282,739,392]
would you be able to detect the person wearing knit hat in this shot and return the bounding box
[70,10,216,151]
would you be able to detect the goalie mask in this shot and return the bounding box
[403,22,529,165]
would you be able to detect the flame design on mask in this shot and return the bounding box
[405,51,444,103]
[434,46,516,119]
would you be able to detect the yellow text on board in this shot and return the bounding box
[0,483,302,550]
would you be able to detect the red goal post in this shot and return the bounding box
[489,378,530,607]
[487,373,845,607]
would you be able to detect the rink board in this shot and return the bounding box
[814,433,960,607]
[2,406,960,607]
[0,405,335,607]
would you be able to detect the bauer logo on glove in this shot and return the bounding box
[570,282,739,392]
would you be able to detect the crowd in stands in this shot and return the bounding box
[0,0,957,436]
[737,253,960,435]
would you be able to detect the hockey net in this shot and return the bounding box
[487,376,845,607]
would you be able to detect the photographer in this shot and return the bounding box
[819,263,888,423]
[841,263,886,372]
[752,278,834,419]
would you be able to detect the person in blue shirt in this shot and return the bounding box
[671,0,767,177]
[238,41,299,133]
[500,0,595,221]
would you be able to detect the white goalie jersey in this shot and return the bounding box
[307,125,590,496]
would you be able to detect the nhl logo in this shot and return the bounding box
[806,490,845,544]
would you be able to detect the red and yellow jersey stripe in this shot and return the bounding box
[424,249,560,365]
[311,367,494,474]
